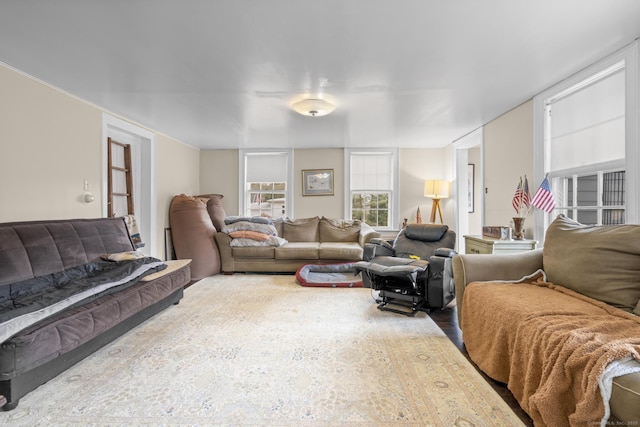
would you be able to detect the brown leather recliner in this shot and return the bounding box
[169,194,225,280]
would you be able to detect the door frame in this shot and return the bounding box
[453,128,483,253]
[102,113,157,257]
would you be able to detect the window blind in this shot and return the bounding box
[246,152,288,182]
[548,67,625,172]
[350,152,394,190]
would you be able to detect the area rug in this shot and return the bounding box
[0,275,524,427]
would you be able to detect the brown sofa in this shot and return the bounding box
[0,217,190,411]
[453,215,640,425]
[215,216,381,273]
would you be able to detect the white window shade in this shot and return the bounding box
[549,68,625,172]
[246,152,288,182]
[351,152,393,190]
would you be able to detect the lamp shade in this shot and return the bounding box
[291,98,335,117]
[424,180,450,199]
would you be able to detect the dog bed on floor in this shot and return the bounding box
[295,263,363,288]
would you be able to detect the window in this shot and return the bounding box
[560,170,625,225]
[546,64,626,226]
[533,41,639,239]
[346,149,397,229]
[241,151,292,219]
[247,182,287,218]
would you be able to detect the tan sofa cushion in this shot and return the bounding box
[319,217,361,242]
[275,242,319,260]
[283,217,319,242]
[273,217,285,237]
[318,242,363,260]
[543,214,640,313]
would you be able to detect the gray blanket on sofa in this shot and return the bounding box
[0,257,166,342]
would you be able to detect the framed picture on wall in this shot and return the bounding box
[302,169,334,196]
[468,164,475,213]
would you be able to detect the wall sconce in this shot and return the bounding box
[81,179,94,204]
[82,192,95,204]
[424,179,450,224]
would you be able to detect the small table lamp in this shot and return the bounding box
[424,180,450,224]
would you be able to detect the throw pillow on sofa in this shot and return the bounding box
[283,217,319,242]
[319,217,360,242]
[543,214,640,313]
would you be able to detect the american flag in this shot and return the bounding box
[531,176,556,213]
[512,176,531,214]
[522,176,531,208]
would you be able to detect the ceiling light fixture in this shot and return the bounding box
[291,98,335,117]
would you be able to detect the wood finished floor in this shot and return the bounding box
[429,304,534,427]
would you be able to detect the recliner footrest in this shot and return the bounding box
[354,260,427,279]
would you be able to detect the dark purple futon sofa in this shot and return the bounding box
[0,217,190,410]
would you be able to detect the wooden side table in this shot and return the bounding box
[464,235,538,255]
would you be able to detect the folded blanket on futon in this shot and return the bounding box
[461,271,640,427]
[0,257,166,342]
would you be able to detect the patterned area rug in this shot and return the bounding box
[0,275,523,426]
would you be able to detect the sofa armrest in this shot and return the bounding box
[453,248,543,324]
[359,223,382,247]
[214,232,234,273]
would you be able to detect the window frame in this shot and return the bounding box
[239,149,293,219]
[344,148,399,230]
[555,166,626,225]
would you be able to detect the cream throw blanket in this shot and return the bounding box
[461,271,640,427]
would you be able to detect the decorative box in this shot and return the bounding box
[482,226,511,240]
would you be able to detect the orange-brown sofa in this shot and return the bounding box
[453,215,640,425]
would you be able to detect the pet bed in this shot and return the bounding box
[295,263,363,288]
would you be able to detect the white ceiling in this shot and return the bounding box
[1,1,639,150]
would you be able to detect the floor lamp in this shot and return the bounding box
[424,180,450,224]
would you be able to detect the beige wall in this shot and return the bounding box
[0,65,103,222]
[199,149,239,216]
[199,148,346,220]
[0,64,200,258]
[156,135,200,256]
[198,146,453,229]
[399,148,451,227]
[294,148,344,219]
[483,100,534,238]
